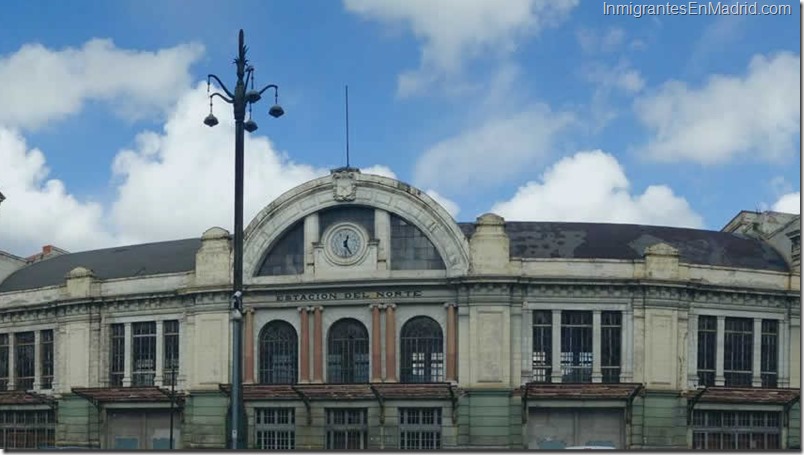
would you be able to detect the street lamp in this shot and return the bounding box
[203,29,284,450]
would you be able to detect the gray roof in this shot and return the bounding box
[0,222,790,293]
[0,239,201,293]
[458,221,790,272]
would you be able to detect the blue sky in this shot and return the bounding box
[0,0,800,257]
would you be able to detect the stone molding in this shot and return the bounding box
[242,171,471,279]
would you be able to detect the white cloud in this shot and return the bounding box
[577,27,625,54]
[425,190,460,219]
[634,52,800,164]
[361,165,397,179]
[344,0,578,96]
[0,128,115,255]
[772,192,800,214]
[490,150,704,228]
[110,84,327,245]
[414,105,574,193]
[0,39,203,129]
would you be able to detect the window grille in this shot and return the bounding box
[0,410,55,449]
[14,332,34,391]
[390,214,446,270]
[109,324,125,387]
[319,206,376,239]
[327,319,369,384]
[400,317,443,383]
[257,221,305,276]
[399,408,442,450]
[760,320,778,388]
[601,311,621,383]
[163,321,180,387]
[560,311,592,382]
[692,410,780,449]
[259,321,298,384]
[255,408,295,450]
[40,330,54,390]
[697,316,716,387]
[131,322,156,386]
[0,335,8,390]
[532,311,552,382]
[326,408,367,450]
[724,318,752,387]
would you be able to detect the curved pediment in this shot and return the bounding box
[243,168,470,280]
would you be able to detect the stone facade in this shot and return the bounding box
[0,169,799,450]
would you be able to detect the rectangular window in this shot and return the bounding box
[14,332,35,391]
[0,335,8,390]
[560,311,592,383]
[724,318,752,387]
[601,311,622,383]
[109,324,125,387]
[0,410,56,449]
[697,316,716,387]
[163,320,180,387]
[326,409,367,450]
[132,322,156,386]
[40,330,53,390]
[399,408,442,450]
[532,311,552,383]
[692,410,780,449]
[255,408,295,450]
[761,320,778,388]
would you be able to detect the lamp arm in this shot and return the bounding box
[257,84,279,97]
[207,74,234,99]
[211,92,234,104]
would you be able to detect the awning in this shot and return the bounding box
[219,383,456,401]
[516,382,644,400]
[0,391,55,406]
[682,387,800,405]
[71,387,182,404]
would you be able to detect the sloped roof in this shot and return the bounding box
[0,221,791,293]
[0,239,201,293]
[458,221,789,272]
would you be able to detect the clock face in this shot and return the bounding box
[328,225,364,260]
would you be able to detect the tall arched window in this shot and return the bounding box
[327,319,369,384]
[259,321,298,384]
[400,316,444,383]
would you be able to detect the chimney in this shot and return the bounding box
[43,245,53,256]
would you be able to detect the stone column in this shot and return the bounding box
[33,331,41,390]
[715,316,725,386]
[779,320,789,388]
[299,307,310,383]
[687,314,699,387]
[155,322,164,387]
[621,310,632,383]
[371,304,382,382]
[592,310,602,383]
[313,306,324,383]
[244,307,256,384]
[445,303,458,382]
[551,310,562,383]
[752,318,762,387]
[123,322,132,387]
[385,304,397,382]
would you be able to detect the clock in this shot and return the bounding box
[324,223,367,265]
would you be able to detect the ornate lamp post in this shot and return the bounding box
[203,29,284,450]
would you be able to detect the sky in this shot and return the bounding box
[0,0,800,257]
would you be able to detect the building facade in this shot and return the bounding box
[0,169,799,450]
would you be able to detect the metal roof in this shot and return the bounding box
[458,221,790,272]
[0,238,201,293]
[0,221,790,293]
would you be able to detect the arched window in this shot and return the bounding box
[259,321,298,384]
[327,319,369,384]
[400,316,444,383]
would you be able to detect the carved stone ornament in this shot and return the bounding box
[331,167,360,202]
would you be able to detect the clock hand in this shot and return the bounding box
[343,236,352,255]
